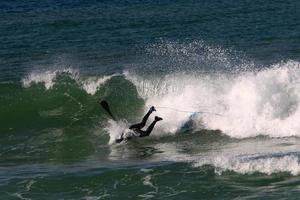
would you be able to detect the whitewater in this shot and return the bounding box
[21,60,300,139]
[3,1,300,199]
[15,59,300,177]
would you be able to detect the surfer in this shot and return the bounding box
[99,100,163,143]
[115,106,163,143]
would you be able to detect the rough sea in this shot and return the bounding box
[1,0,300,199]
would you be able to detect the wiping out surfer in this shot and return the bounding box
[115,106,163,143]
[99,100,163,143]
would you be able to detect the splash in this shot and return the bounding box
[131,40,255,73]
[104,119,128,145]
[125,60,300,138]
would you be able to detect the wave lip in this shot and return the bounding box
[82,75,116,95]
[21,68,115,95]
[21,68,79,89]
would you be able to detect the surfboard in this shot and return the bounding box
[178,112,199,133]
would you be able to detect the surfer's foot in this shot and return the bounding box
[150,106,156,112]
[155,116,163,121]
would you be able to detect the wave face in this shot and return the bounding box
[0,68,143,134]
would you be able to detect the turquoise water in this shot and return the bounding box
[2,0,300,199]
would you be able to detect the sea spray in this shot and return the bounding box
[125,60,300,138]
[105,119,128,145]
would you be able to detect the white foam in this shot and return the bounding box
[149,141,300,175]
[105,119,128,145]
[125,60,300,138]
[21,68,78,89]
[82,75,114,95]
[194,153,300,175]
[21,68,114,95]
[105,129,300,175]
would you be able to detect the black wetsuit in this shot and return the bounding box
[115,108,161,143]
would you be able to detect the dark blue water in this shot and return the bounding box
[1,0,300,81]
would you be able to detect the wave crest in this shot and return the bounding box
[21,68,78,89]
[21,68,114,95]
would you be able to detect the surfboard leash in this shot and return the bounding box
[156,106,223,116]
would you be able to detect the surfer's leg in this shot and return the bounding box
[129,106,156,130]
[139,116,163,137]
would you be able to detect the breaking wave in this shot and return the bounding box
[16,41,300,142]
[125,60,300,138]
[6,41,300,177]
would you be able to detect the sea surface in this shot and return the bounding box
[1,0,300,199]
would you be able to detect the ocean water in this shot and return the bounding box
[1,0,300,199]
